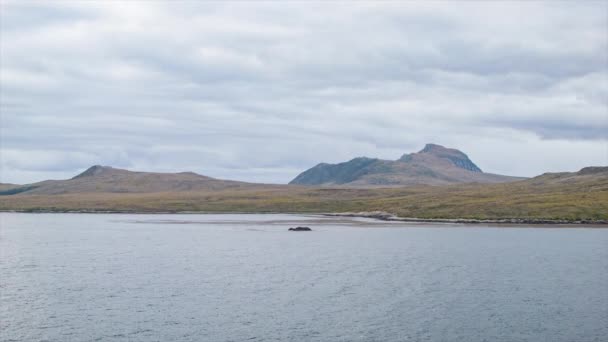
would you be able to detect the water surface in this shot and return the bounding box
[1,213,607,341]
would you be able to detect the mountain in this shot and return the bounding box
[0,165,257,195]
[290,144,524,186]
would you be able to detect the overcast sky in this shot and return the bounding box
[1,1,607,184]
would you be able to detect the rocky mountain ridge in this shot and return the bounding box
[290,143,523,186]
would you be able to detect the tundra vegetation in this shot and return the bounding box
[1,167,606,221]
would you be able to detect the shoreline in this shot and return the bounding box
[1,209,607,226]
[322,211,608,226]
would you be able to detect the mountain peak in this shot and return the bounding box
[418,143,466,157]
[400,143,482,173]
[72,165,115,179]
[420,143,448,153]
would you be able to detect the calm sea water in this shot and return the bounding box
[1,213,607,342]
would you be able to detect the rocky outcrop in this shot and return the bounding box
[408,143,482,173]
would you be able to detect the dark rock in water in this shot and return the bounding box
[288,226,312,231]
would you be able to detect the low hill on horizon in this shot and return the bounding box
[290,143,525,186]
[1,166,607,221]
[0,165,262,195]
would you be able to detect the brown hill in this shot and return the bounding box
[0,183,20,191]
[1,165,259,195]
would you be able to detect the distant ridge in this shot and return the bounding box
[1,166,606,222]
[577,166,608,175]
[72,165,115,179]
[1,156,603,198]
[1,165,257,195]
[290,143,524,186]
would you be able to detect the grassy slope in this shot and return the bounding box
[0,183,20,191]
[1,172,607,220]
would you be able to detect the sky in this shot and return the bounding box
[1,1,607,184]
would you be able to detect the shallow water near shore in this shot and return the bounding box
[1,213,607,342]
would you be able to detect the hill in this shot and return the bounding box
[0,183,19,190]
[290,144,524,186]
[0,183,21,193]
[0,165,259,195]
[1,166,606,222]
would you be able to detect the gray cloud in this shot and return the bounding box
[1,1,607,184]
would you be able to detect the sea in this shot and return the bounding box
[1,213,606,342]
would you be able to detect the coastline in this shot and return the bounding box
[323,211,608,226]
[1,209,607,226]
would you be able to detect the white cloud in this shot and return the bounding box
[0,1,606,184]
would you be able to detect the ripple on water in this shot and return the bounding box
[1,213,607,342]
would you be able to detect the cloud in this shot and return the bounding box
[1,1,607,184]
